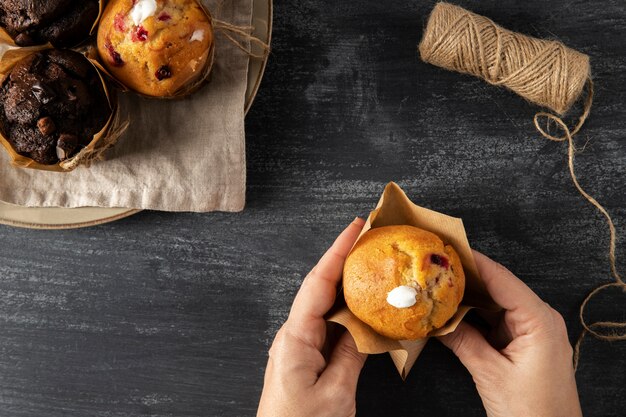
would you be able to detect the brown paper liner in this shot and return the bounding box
[92,0,105,36]
[0,45,126,172]
[327,182,499,379]
[0,31,50,76]
[96,0,216,99]
[0,1,104,48]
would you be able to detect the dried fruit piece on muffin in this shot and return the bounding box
[343,225,465,340]
[0,50,110,165]
[0,0,99,47]
[97,0,214,97]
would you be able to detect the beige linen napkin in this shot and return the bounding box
[0,0,251,212]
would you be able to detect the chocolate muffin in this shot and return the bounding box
[0,0,99,47]
[0,50,110,165]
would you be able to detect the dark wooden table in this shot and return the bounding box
[1,0,625,416]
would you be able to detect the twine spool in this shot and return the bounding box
[419,2,624,370]
[419,2,590,115]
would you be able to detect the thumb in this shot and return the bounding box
[437,321,502,373]
[319,331,367,388]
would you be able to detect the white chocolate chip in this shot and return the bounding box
[130,0,157,26]
[386,285,418,308]
[190,29,205,43]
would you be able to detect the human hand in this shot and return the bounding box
[438,250,582,417]
[257,218,368,417]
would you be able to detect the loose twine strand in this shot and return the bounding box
[213,19,270,60]
[534,103,626,370]
[419,2,625,371]
[199,0,270,60]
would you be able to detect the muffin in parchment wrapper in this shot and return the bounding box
[326,182,500,379]
[96,0,215,99]
[0,0,104,48]
[0,35,127,173]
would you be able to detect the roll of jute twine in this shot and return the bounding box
[419,2,624,370]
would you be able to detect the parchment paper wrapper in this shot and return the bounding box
[96,0,215,99]
[0,35,125,172]
[327,182,499,379]
[0,1,104,48]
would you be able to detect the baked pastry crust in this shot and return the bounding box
[97,0,213,97]
[343,225,465,340]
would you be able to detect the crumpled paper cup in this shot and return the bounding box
[0,1,104,48]
[327,182,500,379]
[0,36,126,172]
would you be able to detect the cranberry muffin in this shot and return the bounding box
[0,50,110,165]
[0,0,99,47]
[343,225,465,340]
[97,0,214,97]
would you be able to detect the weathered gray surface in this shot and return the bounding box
[1,0,625,416]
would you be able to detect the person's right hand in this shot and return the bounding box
[438,250,582,417]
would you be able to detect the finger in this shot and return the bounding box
[438,321,503,372]
[319,331,367,389]
[287,217,365,348]
[473,250,545,312]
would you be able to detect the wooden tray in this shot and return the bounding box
[0,0,272,229]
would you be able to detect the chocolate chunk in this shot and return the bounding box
[14,32,35,46]
[31,82,56,104]
[62,80,91,104]
[55,146,68,161]
[37,117,56,135]
[66,86,78,101]
[56,133,78,161]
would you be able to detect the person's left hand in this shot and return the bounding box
[257,218,368,417]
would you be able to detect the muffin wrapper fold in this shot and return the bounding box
[0,1,104,48]
[0,37,126,172]
[327,182,500,379]
[97,0,215,99]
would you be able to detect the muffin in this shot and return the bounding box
[0,0,100,47]
[0,49,111,165]
[97,0,214,97]
[343,225,465,340]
